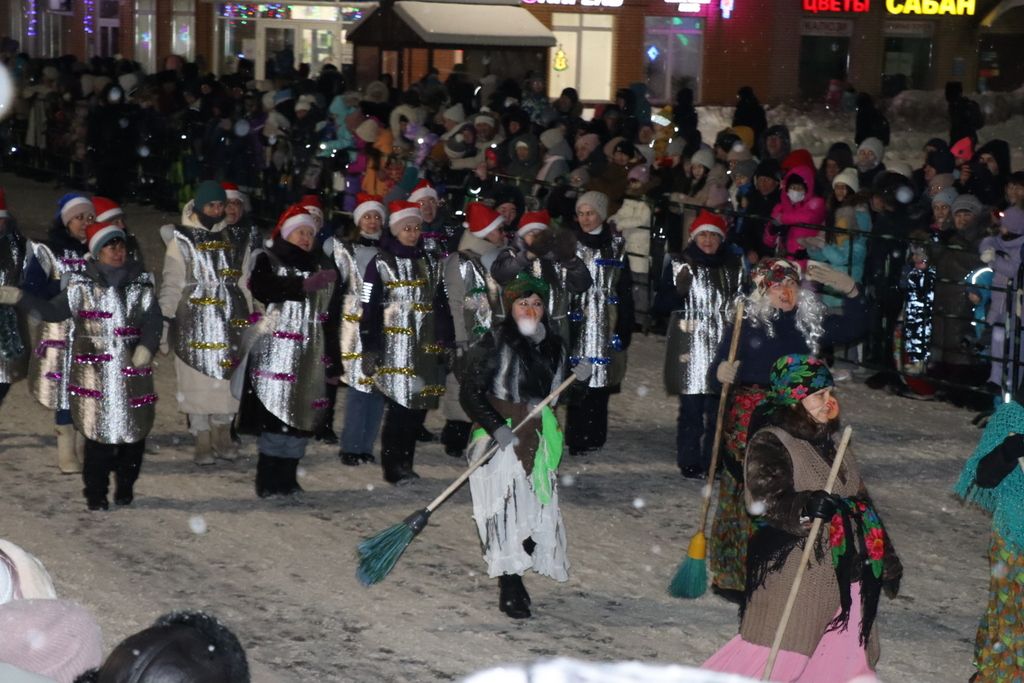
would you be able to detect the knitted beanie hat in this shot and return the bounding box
[0,599,104,683]
[951,193,983,217]
[502,272,550,312]
[355,118,380,144]
[575,190,609,222]
[932,187,958,208]
[857,137,885,164]
[768,354,833,407]
[832,167,860,194]
[194,180,227,210]
[57,193,94,227]
[690,147,715,171]
[442,102,465,123]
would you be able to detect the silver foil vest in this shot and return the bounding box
[446,250,503,345]
[329,238,378,393]
[27,242,89,410]
[663,256,744,395]
[64,271,157,444]
[0,230,29,384]
[372,251,445,409]
[569,233,627,389]
[171,224,255,379]
[248,257,334,432]
[488,337,566,406]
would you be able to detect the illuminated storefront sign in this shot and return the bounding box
[803,0,870,12]
[886,0,975,14]
[666,0,735,17]
[522,0,623,6]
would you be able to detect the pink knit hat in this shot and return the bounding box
[0,599,104,683]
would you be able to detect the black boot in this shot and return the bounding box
[280,458,304,495]
[498,574,531,619]
[339,452,362,466]
[114,443,144,506]
[255,454,275,498]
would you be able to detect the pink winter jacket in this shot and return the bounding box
[766,165,827,264]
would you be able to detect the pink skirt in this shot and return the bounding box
[702,583,878,682]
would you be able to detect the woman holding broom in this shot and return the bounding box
[708,258,867,600]
[703,354,902,680]
[459,272,590,619]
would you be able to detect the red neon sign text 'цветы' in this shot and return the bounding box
[803,0,870,12]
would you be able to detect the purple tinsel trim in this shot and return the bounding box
[311,398,330,409]
[273,331,304,341]
[44,371,62,381]
[78,310,113,320]
[248,312,263,324]
[114,326,141,337]
[35,339,66,357]
[321,355,331,365]
[317,313,329,322]
[254,369,296,383]
[129,393,159,407]
[60,258,88,268]
[121,366,153,377]
[68,384,103,399]
[74,353,112,364]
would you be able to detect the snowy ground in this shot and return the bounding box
[0,170,995,682]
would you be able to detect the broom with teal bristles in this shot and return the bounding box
[668,301,744,599]
[357,370,583,586]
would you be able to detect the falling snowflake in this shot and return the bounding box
[633,497,645,510]
[189,515,208,535]
[747,499,767,516]
[560,474,576,487]
[651,545,661,555]
[296,466,306,479]
[636,385,649,397]
[992,561,1009,579]
[701,483,713,499]
[365,484,374,491]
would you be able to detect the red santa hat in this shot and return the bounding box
[353,192,386,225]
[387,200,422,235]
[221,181,245,202]
[463,202,504,239]
[91,196,123,223]
[517,209,550,237]
[689,210,727,240]
[408,179,438,204]
[85,221,126,258]
[272,205,317,240]
[300,193,323,224]
[0,188,7,218]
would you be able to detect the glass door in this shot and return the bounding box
[256,22,341,80]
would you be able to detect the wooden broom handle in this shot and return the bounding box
[697,301,745,530]
[424,372,578,514]
[762,425,853,680]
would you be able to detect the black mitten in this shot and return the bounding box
[526,230,555,258]
[551,229,579,262]
[801,490,841,520]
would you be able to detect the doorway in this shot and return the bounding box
[798,36,849,101]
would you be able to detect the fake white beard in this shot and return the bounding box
[516,318,539,337]
[361,230,381,241]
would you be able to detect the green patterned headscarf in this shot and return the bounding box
[502,272,550,311]
[768,354,833,406]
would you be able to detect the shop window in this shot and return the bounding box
[135,0,156,73]
[798,35,849,101]
[171,0,195,61]
[549,12,614,102]
[220,17,256,73]
[644,17,703,105]
[882,36,932,95]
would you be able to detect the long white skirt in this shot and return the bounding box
[467,436,569,581]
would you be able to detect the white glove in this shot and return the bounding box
[806,261,857,297]
[716,360,740,385]
[0,286,23,306]
[980,248,996,264]
[572,359,594,382]
[131,346,153,368]
[159,321,170,355]
[493,425,520,450]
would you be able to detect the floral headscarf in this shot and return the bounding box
[752,257,802,293]
[768,354,833,406]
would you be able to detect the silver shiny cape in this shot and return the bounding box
[372,251,445,410]
[248,258,334,432]
[663,256,745,395]
[64,271,157,444]
[171,224,254,380]
[27,242,89,410]
[569,233,627,389]
[0,230,29,384]
[327,237,378,393]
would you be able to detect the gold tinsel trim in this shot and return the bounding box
[218,358,237,368]
[421,344,444,354]
[229,318,251,327]
[384,326,413,335]
[419,385,446,397]
[384,279,427,289]
[189,297,226,307]
[377,367,415,376]
[341,352,363,361]
[189,341,228,350]
[342,313,361,322]
[219,268,242,278]
[357,377,376,386]
[412,303,433,312]
[196,241,229,252]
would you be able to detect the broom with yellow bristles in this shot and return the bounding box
[668,301,744,599]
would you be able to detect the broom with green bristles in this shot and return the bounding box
[668,301,744,599]
[357,370,583,586]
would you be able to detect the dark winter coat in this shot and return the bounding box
[732,88,767,143]
[22,221,89,299]
[927,220,985,365]
[854,94,890,146]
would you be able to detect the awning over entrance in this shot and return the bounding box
[349,0,556,48]
[394,1,555,46]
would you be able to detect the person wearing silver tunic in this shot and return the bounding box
[359,200,449,485]
[2,221,162,511]
[489,209,593,346]
[439,202,507,459]
[458,273,591,619]
[325,192,387,466]
[0,190,29,410]
[411,179,460,261]
[158,181,258,465]
[564,191,634,456]
[236,206,339,497]
[663,211,745,479]
[21,193,95,474]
